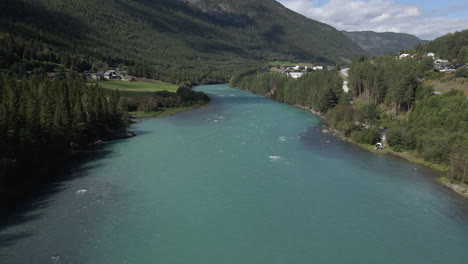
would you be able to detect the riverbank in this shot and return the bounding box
[129,103,209,118]
[438,177,468,199]
[298,104,446,170]
[294,104,468,199]
[250,92,468,200]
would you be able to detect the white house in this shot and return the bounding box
[103,70,121,80]
[293,65,300,70]
[427,52,435,58]
[288,72,304,78]
[399,53,411,59]
[313,66,323,70]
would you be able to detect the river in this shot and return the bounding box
[1,84,468,264]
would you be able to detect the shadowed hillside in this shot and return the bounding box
[0,0,365,83]
[343,31,427,55]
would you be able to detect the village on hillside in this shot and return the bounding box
[271,52,467,80]
[398,52,467,73]
[269,64,335,79]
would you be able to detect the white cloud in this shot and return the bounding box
[277,0,468,39]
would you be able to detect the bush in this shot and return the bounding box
[455,67,468,78]
[386,126,415,151]
[416,129,452,164]
[351,128,380,145]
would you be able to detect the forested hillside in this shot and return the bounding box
[0,0,364,83]
[343,31,427,55]
[414,29,468,62]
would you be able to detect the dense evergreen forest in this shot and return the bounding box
[414,29,468,63]
[0,74,131,206]
[230,56,467,183]
[0,0,364,84]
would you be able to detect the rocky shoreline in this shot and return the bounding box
[439,178,468,199]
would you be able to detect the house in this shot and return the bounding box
[327,66,334,70]
[293,65,300,70]
[92,71,106,80]
[434,59,450,65]
[434,59,451,71]
[439,65,456,73]
[103,70,121,80]
[399,53,411,59]
[427,52,435,58]
[288,72,304,78]
[313,66,323,70]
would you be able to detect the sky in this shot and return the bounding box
[276,0,468,39]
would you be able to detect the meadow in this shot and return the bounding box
[92,80,179,97]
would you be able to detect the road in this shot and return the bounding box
[341,68,349,77]
[341,68,349,92]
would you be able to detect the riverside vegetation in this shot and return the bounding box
[230,54,467,186]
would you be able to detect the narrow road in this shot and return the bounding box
[341,68,349,77]
[341,68,350,92]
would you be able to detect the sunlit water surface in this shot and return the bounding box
[1,84,468,264]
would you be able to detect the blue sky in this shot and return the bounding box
[277,0,468,39]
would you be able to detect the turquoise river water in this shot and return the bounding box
[1,84,468,264]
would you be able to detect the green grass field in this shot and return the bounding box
[91,80,179,97]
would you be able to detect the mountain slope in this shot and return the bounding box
[0,0,364,83]
[414,29,468,63]
[343,31,427,56]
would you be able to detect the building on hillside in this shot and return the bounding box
[427,52,435,58]
[439,65,456,73]
[104,70,121,80]
[287,72,304,78]
[92,71,106,80]
[434,59,451,71]
[399,53,411,59]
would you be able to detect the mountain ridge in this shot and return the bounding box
[343,30,428,56]
[0,0,365,83]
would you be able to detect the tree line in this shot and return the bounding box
[0,74,129,207]
[231,69,344,113]
[122,86,210,112]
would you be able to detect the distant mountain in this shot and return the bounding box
[414,29,468,63]
[342,31,428,56]
[0,0,365,83]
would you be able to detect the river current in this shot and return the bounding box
[1,84,468,264]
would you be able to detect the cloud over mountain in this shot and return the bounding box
[277,0,468,39]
